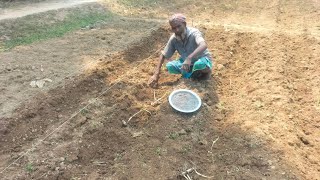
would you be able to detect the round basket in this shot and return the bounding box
[168,89,202,113]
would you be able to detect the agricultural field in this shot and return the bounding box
[0,0,319,179]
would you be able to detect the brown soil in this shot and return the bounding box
[0,0,320,179]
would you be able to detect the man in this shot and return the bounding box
[148,13,213,88]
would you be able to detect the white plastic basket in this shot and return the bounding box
[168,89,202,113]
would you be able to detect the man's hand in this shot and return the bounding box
[181,57,192,72]
[148,74,159,88]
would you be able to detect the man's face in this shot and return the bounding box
[170,21,186,36]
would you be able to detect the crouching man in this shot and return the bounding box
[148,13,213,88]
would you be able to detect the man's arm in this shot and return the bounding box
[149,36,175,87]
[188,41,207,59]
[154,54,166,76]
[148,54,167,87]
[182,41,207,71]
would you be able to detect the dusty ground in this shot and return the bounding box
[0,0,320,179]
[0,0,98,20]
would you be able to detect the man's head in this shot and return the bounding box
[169,13,186,36]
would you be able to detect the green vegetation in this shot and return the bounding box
[114,152,123,161]
[25,163,34,173]
[1,9,113,50]
[168,132,179,140]
[215,102,228,111]
[80,108,90,115]
[118,0,158,7]
[155,147,162,156]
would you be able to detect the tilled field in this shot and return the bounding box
[0,0,319,179]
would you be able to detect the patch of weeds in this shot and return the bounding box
[80,108,90,116]
[25,163,34,173]
[3,9,114,49]
[185,128,192,133]
[155,147,166,156]
[114,152,124,161]
[215,102,227,111]
[181,144,192,154]
[155,147,162,156]
[167,132,179,140]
